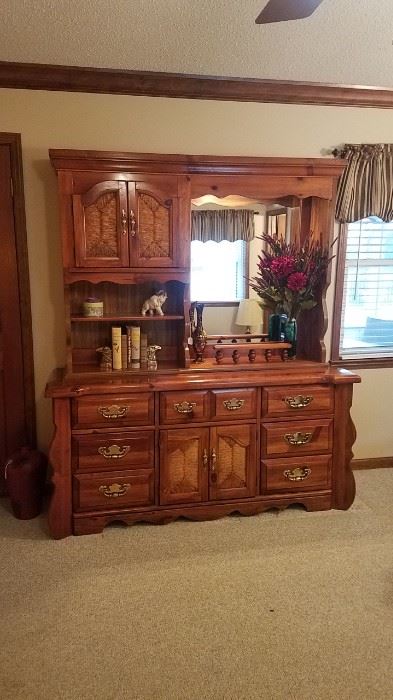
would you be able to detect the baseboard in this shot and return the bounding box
[352,457,393,470]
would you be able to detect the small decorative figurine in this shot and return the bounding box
[146,344,161,370]
[96,345,112,371]
[141,290,167,316]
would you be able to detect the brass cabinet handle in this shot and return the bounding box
[98,405,128,419]
[283,395,313,409]
[129,209,137,236]
[283,467,311,481]
[98,482,130,498]
[223,398,245,411]
[121,208,127,236]
[284,432,312,446]
[210,448,217,483]
[98,445,130,459]
[174,401,196,414]
[202,448,208,469]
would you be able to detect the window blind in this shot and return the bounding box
[340,217,393,357]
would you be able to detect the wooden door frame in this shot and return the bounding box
[0,133,36,487]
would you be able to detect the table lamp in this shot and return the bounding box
[235,299,261,334]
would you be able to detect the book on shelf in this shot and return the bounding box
[131,326,141,369]
[140,332,148,367]
[121,332,127,370]
[126,325,142,369]
[111,326,122,370]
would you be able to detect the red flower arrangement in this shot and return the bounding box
[249,233,333,320]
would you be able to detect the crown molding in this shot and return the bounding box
[1,61,393,108]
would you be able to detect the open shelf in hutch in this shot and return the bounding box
[66,279,189,374]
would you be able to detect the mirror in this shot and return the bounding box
[190,195,301,335]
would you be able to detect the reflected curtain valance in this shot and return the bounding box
[334,144,393,223]
[191,209,255,242]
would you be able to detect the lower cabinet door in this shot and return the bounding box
[159,427,209,505]
[209,424,257,501]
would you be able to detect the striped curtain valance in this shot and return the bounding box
[191,209,255,242]
[334,144,393,223]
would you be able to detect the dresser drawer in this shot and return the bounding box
[211,388,257,421]
[262,385,333,418]
[73,431,155,473]
[160,390,210,424]
[73,469,154,511]
[261,419,333,457]
[73,393,154,428]
[262,455,331,493]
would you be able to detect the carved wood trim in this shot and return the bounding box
[2,61,393,109]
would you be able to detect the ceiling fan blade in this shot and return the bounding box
[256,0,324,24]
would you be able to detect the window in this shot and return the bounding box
[338,217,393,359]
[190,239,247,302]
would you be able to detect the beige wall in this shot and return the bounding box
[1,87,393,458]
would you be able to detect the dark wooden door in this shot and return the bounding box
[159,427,209,505]
[209,424,257,501]
[0,134,35,493]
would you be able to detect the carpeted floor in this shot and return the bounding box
[1,469,392,700]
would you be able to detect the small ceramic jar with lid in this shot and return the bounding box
[82,297,104,317]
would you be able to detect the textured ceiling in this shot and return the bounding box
[1,0,393,87]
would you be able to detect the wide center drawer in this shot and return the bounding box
[73,469,154,511]
[73,431,155,472]
[72,393,154,428]
[262,385,333,418]
[160,388,257,424]
[261,418,333,457]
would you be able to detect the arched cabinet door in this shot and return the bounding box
[129,177,181,268]
[73,180,129,268]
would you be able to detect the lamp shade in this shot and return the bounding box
[235,299,261,328]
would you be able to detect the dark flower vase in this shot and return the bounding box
[284,318,297,358]
[268,313,287,341]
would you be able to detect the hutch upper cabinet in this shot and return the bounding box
[55,163,190,271]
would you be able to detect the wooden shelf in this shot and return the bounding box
[70,315,184,322]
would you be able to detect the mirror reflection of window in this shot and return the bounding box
[190,240,246,302]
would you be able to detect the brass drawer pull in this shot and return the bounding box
[284,432,312,446]
[98,445,130,459]
[98,482,130,498]
[98,405,128,419]
[202,448,208,469]
[283,395,313,409]
[223,398,245,411]
[174,401,196,414]
[283,467,311,481]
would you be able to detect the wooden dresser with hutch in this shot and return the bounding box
[45,150,360,538]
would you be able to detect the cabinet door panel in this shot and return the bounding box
[129,177,180,268]
[209,424,256,501]
[73,180,129,267]
[160,428,209,505]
